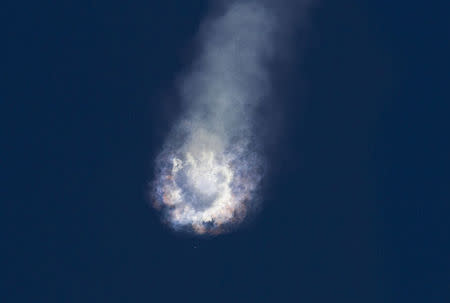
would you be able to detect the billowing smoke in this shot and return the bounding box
[152,0,311,235]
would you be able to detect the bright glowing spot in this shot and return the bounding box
[153,128,261,235]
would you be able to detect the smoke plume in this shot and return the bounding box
[152,0,311,235]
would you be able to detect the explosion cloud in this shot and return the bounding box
[152,0,311,235]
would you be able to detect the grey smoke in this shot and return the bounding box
[153,0,313,234]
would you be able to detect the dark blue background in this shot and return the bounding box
[4,1,449,302]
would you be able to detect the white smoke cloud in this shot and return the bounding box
[152,0,312,235]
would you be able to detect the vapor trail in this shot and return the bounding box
[152,0,311,235]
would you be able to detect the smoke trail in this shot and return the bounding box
[152,0,311,235]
